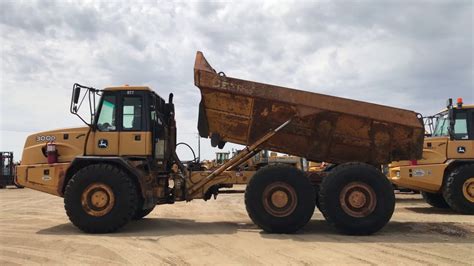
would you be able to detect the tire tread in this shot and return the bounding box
[64,163,138,233]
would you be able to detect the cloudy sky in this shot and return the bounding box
[1,0,473,161]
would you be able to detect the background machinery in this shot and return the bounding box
[1,152,22,189]
[388,98,473,214]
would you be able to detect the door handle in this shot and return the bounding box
[134,135,141,141]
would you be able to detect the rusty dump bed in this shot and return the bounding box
[194,52,424,165]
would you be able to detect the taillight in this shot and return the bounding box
[46,142,58,164]
[409,160,418,166]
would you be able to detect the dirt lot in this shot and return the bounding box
[0,188,473,265]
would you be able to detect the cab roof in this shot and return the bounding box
[438,104,474,113]
[460,104,474,109]
[103,86,152,91]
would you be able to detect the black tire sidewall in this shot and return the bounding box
[421,191,449,208]
[443,164,474,214]
[320,163,395,235]
[64,164,138,233]
[245,165,315,233]
[133,206,155,220]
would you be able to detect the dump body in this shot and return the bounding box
[194,52,424,165]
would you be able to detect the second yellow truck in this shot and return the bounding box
[388,98,473,214]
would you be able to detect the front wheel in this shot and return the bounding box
[245,165,316,233]
[421,191,449,208]
[64,164,138,233]
[319,162,395,235]
[133,199,156,220]
[443,164,474,214]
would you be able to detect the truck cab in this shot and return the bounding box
[16,85,176,199]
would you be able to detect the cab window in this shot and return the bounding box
[454,112,468,139]
[97,95,116,131]
[122,96,143,130]
[433,113,449,137]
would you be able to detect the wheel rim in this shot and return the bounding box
[81,183,115,217]
[340,182,377,218]
[462,177,474,203]
[262,182,297,217]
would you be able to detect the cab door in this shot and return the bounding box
[118,91,151,156]
[91,94,119,155]
[447,109,474,159]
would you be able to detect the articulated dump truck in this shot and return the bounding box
[16,52,424,235]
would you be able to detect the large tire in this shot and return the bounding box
[64,164,138,233]
[319,162,395,235]
[421,191,449,208]
[245,165,316,233]
[314,185,324,214]
[442,164,474,214]
[133,207,155,220]
[133,197,155,220]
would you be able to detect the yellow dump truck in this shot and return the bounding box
[388,99,473,214]
[16,52,424,235]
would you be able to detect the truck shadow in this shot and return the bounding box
[395,198,423,204]
[37,218,242,237]
[270,220,473,243]
[404,207,459,215]
[37,218,472,244]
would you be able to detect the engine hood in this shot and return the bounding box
[21,126,90,165]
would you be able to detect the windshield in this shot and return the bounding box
[432,112,449,137]
[97,95,117,131]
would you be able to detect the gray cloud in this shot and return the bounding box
[1,0,472,160]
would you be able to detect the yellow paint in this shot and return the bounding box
[119,132,152,156]
[104,86,152,91]
[90,131,119,155]
[447,139,474,159]
[16,163,70,196]
[420,137,448,164]
[21,127,89,165]
[388,164,446,193]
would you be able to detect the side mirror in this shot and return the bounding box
[73,86,81,104]
[446,98,453,109]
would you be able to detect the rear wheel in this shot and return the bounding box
[319,162,395,235]
[245,165,316,233]
[314,185,322,212]
[443,164,474,214]
[64,164,138,233]
[421,191,449,208]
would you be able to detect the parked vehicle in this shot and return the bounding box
[16,52,424,234]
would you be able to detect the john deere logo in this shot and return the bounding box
[457,146,466,153]
[98,139,108,149]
